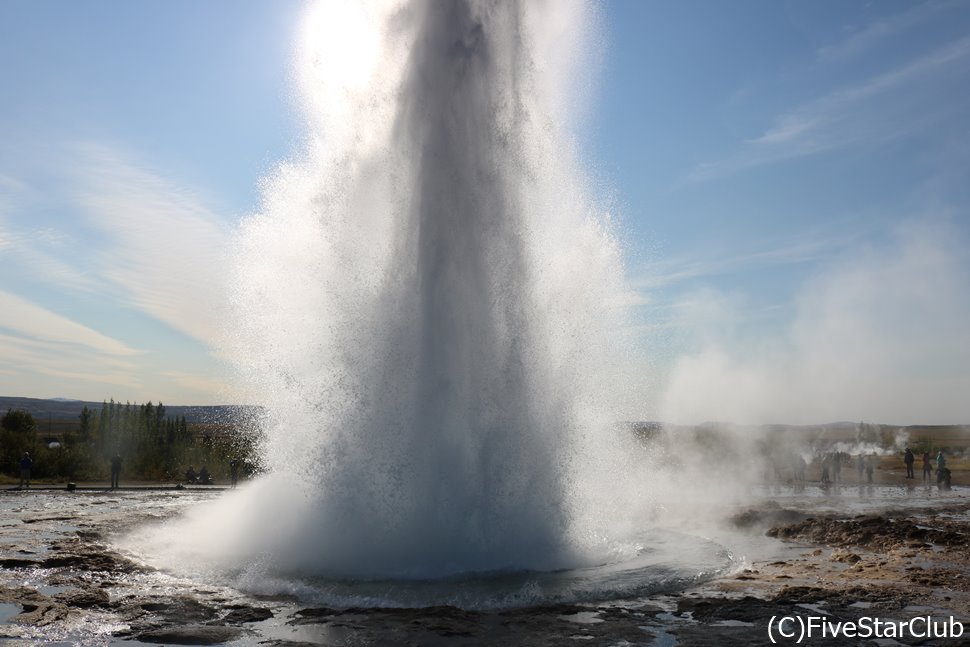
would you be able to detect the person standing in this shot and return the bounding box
[904,448,915,479]
[229,459,239,489]
[866,455,875,483]
[110,454,122,489]
[922,452,933,482]
[19,452,32,489]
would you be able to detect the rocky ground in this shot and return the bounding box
[666,499,970,646]
[1,490,968,645]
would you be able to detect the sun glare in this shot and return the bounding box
[297,1,384,116]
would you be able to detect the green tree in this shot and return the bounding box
[2,409,36,434]
[1,409,37,477]
[78,406,94,440]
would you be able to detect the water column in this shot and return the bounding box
[221,0,630,580]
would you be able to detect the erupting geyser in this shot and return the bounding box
[133,0,694,598]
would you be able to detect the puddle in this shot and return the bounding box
[0,602,20,623]
[642,625,679,646]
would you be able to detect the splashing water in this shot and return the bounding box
[131,0,683,594]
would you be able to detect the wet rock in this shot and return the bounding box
[22,515,76,524]
[670,624,768,647]
[138,596,220,624]
[290,606,340,623]
[53,587,110,608]
[134,624,243,645]
[772,585,907,609]
[222,604,274,623]
[767,513,969,551]
[730,506,808,530]
[0,558,41,568]
[284,604,658,646]
[0,585,68,626]
[41,551,139,572]
[42,540,145,574]
[677,595,773,622]
[290,605,481,643]
[291,604,479,626]
[13,600,69,627]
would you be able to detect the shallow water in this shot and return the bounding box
[230,527,733,610]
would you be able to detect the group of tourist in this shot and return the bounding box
[799,448,954,489]
[184,460,240,488]
[14,453,242,490]
[816,451,876,484]
[853,447,951,488]
[902,447,948,483]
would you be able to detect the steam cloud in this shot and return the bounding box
[660,217,970,426]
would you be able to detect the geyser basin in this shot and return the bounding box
[260,528,735,610]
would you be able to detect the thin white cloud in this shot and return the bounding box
[817,1,963,61]
[37,367,142,387]
[0,179,107,292]
[69,143,231,347]
[0,173,29,218]
[2,143,232,343]
[0,289,137,356]
[1,237,106,293]
[18,248,105,293]
[0,142,239,404]
[748,115,819,146]
[632,235,845,291]
[0,330,142,397]
[688,35,970,183]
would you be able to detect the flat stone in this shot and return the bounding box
[54,588,110,608]
[222,605,274,623]
[135,624,243,645]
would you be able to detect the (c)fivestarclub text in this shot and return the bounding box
[768,615,964,643]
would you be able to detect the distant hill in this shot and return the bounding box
[0,396,258,425]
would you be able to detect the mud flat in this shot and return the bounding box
[0,488,967,645]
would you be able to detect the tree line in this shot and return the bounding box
[1,399,257,484]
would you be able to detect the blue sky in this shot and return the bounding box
[1,1,968,424]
